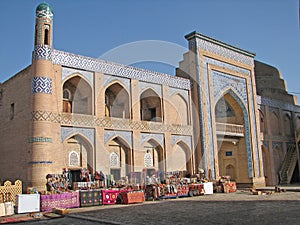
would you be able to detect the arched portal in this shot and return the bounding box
[143,139,165,178]
[166,141,192,174]
[62,76,92,114]
[105,83,130,118]
[106,137,132,181]
[215,92,249,183]
[63,134,94,182]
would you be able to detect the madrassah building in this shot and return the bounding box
[0,3,299,190]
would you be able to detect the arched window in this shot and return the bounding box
[140,89,162,122]
[144,151,153,167]
[62,76,92,115]
[69,151,80,167]
[63,89,72,113]
[105,83,130,119]
[110,152,120,167]
[44,29,49,45]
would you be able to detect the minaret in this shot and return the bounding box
[29,3,57,190]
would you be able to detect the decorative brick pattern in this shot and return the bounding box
[32,111,193,135]
[32,77,52,94]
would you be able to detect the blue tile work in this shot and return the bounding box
[140,133,164,147]
[169,87,189,103]
[202,61,215,179]
[139,82,162,97]
[62,67,94,87]
[61,127,95,145]
[104,74,130,91]
[212,71,248,106]
[259,97,300,113]
[28,137,52,143]
[204,60,255,178]
[203,57,250,76]
[28,161,52,164]
[32,76,52,94]
[104,130,132,148]
[32,45,52,60]
[51,49,191,90]
[248,76,261,177]
[196,38,254,66]
[171,135,192,147]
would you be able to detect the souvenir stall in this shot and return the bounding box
[214,176,237,193]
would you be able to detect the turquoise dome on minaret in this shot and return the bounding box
[36,3,53,19]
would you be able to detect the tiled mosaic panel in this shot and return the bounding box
[203,56,250,76]
[32,111,193,135]
[32,76,52,94]
[171,135,192,147]
[50,49,191,90]
[169,87,189,103]
[104,74,130,91]
[28,137,52,143]
[104,130,132,147]
[139,82,162,97]
[32,45,52,61]
[196,38,254,66]
[61,127,95,144]
[140,133,164,147]
[62,67,94,87]
[212,70,248,106]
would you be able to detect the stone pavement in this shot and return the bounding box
[22,190,300,225]
[70,191,300,225]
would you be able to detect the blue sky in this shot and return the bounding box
[1,0,299,99]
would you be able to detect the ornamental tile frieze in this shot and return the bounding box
[196,38,254,66]
[31,111,192,135]
[51,49,191,90]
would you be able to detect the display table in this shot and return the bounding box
[80,190,102,207]
[40,192,80,212]
[177,185,189,197]
[188,183,204,196]
[120,191,145,204]
[223,182,237,193]
[102,190,119,205]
